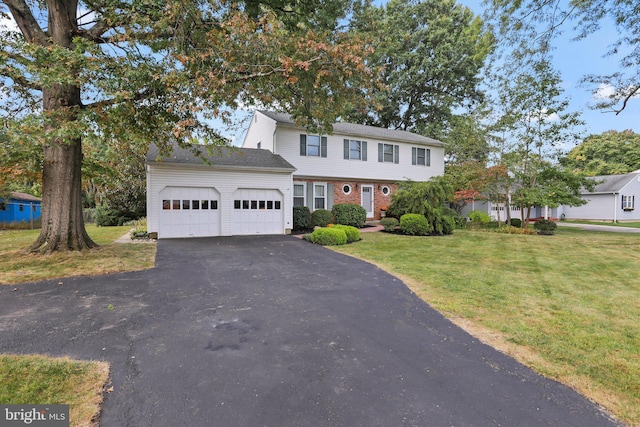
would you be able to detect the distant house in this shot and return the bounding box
[460,172,640,223]
[559,172,640,222]
[0,192,42,225]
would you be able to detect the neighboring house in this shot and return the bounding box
[0,192,42,225]
[558,172,640,222]
[460,172,640,223]
[146,144,295,238]
[242,110,445,220]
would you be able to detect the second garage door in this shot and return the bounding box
[232,189,284,235]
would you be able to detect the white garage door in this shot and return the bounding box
[159,187,221,238]
[232,189,284,235]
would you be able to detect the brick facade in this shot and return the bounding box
[295,179,397,220]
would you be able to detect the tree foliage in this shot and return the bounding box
[487,0,640,114]
[0,0,376,252]
[560,130,640,176]
[346,0,494,138]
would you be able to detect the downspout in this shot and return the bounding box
[613,192,617,223]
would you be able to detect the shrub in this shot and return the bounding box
[534,219,557,235]
[442,207,465,229]
[332,203,367,228]
[311,209,334,228]
[495,225,536,235]
[399,214,432,236]
[331,224,361,243]
[509,218,522,228]
[380,217,399,232]
[310,227,347,245]
[468,210,491,224]
[293,206,311,231]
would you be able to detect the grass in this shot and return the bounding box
[0,224,156,285]
[332,228,640,426]
[0,354,109,427]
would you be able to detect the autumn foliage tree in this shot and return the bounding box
[0,0,376,253]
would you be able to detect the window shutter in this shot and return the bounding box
[362,141,367,161]
[327,184,334,209]
[394,145,399,164]
[306,183,313,209]
[426,148,431,167]
[344,139,349,159]
[300,135,307,156]
[321,137,327,158]
[412,147,417,165]
[378,143,383,162]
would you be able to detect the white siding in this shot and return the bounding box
[242,113,277,151]
[147,164,293,237]
[562,175,640,221]
[274,127,444,182]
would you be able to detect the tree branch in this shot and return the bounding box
[4,0,48,45]
[614,85,640,115]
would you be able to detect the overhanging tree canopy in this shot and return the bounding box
[0,0,376,253]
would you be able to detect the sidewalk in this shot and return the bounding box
[557,222,640,233]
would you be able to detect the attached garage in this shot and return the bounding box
[146,143,295,239]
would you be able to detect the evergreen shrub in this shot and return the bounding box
[310,227,347,245]
[400,214,432,236]
[311,209,334,227]
[332,203,367,228]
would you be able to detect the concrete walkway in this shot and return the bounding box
[557,222,640,233]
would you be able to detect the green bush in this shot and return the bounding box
[468,210,491,224]
[380,217,399,232]
[332,203,367,228]
[442,207,465,229]
[293,206,312,231]
[509,218,522,228]
[330,224,361,243]
[400,214,433,236]
[311,209,334,228]
[310,227,347,245]
[534,219,557,235]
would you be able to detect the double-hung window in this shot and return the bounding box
[314,183,326,210]
[378,143,399,163]
[622,195,635,210]
[343,139,367,160]
[412,147,431,166]
[293,183,306,207]
[300,134,327,157]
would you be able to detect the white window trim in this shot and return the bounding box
[293,182,307,207]
[313,182,327,211]
[622,195,634,210]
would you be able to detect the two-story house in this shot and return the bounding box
[242,110,445,220]
[146,110,444,239]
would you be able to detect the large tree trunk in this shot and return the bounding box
[28,0,96,253]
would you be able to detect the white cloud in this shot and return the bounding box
[0,13,19,33]
[594,83,640,101]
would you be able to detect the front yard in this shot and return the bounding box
[333,228,640,426]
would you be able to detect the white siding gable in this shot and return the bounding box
[242,112,277,151]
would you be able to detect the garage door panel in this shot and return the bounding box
[159,187,220,238]
[232,189,284,235]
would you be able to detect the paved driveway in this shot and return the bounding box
[0,236,621,426]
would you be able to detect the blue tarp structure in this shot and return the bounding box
[0,192,42,226]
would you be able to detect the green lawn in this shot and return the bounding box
[0,225,156,285]
[562,219,640,228]
[332,228,640,425]
[0,355,109,427]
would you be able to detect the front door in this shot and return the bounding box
[361,185,374,218]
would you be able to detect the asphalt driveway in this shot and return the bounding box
[0,236,622,426]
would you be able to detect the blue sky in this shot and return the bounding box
[458,0,640,137]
